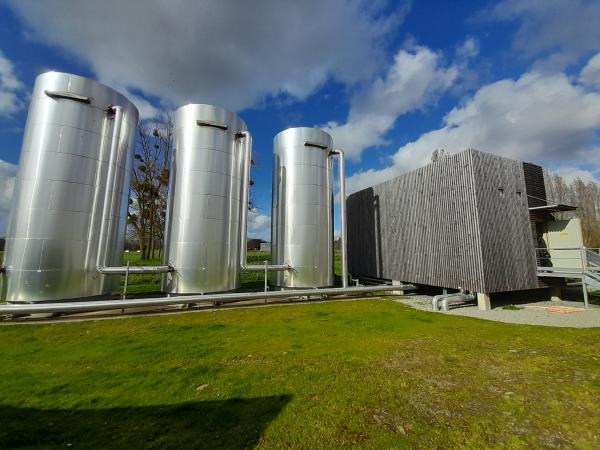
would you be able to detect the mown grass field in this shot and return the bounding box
[116,250,344,295]
[0,299,599,448]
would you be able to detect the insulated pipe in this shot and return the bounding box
[98,265,173,275]
[92,107,173,277]
[440,293,475,312]
[96,105,123,272]
[93,107,172,276]
[432,294,453,311]
[243,264,290,271]
[238,130,291,272]
[0,284,416,316]
[331,149,348,288]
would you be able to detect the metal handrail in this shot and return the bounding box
[535,246,599,309]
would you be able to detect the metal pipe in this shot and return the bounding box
[243,264,290,271]
[0,284,416,316]
[97,265,173,275]
[356,276,391,285]
[96,105,123,272]
[94,107,172,278]
[122,261,130,299]
[331,149,348,288]
[238,130,291,272]
[440,293,475,312]
[432,294,452,311]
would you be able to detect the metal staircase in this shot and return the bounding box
[536,247,600,308]
[585,249,600,291]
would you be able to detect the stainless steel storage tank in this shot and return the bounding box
[163,104,248,294]
[2,72,138,302]
[271,127,334,288]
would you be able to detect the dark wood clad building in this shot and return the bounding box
[347,149,542,296]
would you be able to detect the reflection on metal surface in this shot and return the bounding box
[271,128,335,288]
[163,104,247,294]
[2,72,138,303]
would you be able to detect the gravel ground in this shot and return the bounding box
[396,295,600,328]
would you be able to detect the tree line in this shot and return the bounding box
[544,171,600,248]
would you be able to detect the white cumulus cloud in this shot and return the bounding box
[482,0,600,70]
[0,50,25,116]
[347,60,600,194]
[7,0,406,114]
[248,209,271,241]
[554,167,598,184]
[580,52,600,88]
[323,46,458,161]
[0,160,17,236]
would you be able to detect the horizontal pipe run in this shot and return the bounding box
[356,276,392,285]
[440,293,475,312]
[97,265,173,275]
[0,284,415,316]
[243,264,290,271]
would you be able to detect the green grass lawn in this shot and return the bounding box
[0,299,598,448]
[2,250,309,296]
[117,251,344,296]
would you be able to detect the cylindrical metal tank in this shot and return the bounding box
[271,127,334,288]
[163,104,248,294]
[2,72,138,303]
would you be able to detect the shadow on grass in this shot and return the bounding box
[0,395,291,449]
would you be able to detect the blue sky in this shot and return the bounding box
[1,0,599,239]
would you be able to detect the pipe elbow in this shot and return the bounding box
[432,294,446,310]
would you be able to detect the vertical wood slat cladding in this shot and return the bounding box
[347,149,539,294]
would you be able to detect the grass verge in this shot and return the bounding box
[117,251,343,296]
[0,299,598,448]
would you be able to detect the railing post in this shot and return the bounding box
[263,260,268,293]
[122,260,130,300]
[581,247,589,309]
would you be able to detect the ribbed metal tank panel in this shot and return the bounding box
[271,128,334,288]
[347,149,539,294]
[2,72,138,302]
[162,104,247,294]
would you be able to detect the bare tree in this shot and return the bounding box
[544,170,600,248]
[543,170,571,220]
[128,116,173,260]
